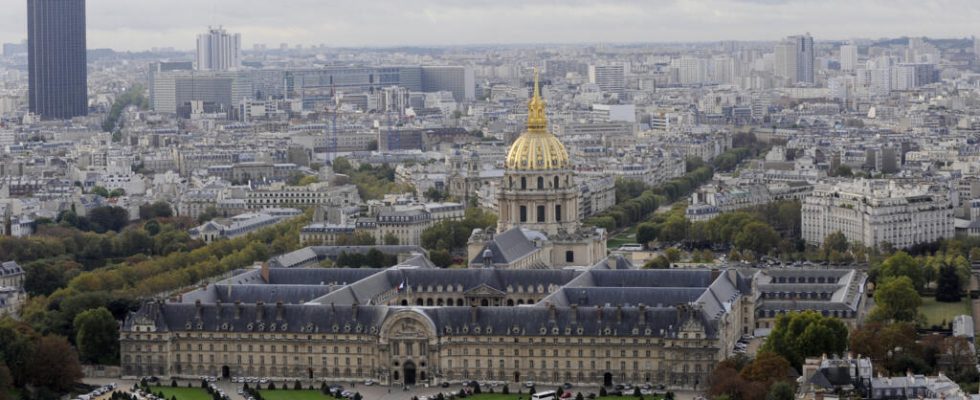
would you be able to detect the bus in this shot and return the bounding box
[532,390,557,400]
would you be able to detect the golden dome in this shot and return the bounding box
[504,69,570,171]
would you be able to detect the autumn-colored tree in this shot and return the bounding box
[849,322,919,370]
[741,352,793,386]
[25,335,83,392]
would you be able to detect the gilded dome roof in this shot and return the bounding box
[504,69,570,171]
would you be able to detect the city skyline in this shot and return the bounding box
[3,0,980,51]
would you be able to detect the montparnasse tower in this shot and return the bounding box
[497,69,579,236]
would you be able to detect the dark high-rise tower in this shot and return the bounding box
[28,0,88,120]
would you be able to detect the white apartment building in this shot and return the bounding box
[196,27,241,71]
[802,180,954,249]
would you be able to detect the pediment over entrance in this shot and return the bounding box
[464,283,505,297]
[379,309,437,342]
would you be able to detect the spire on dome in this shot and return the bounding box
[527,68,547,133]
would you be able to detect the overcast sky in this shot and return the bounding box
[4,0,980,51]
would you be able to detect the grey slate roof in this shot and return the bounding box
[469,227,541,266]
[124,302,710,339]
[0,261,23,276]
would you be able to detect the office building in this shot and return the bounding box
[774,34,815,84]
[196,27,241,71]
[588,64,626,95]
[150,70,252,114]
[840,44,858,72]
[148,62,193,110]
[421,66,475,102]
[27,0,88,120]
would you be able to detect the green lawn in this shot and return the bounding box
[260,389,333,400]
[467,395,523,400]
[467,394,659,400]
[149,387,213,400]
[607,226,638,249]
[919,297,971,328]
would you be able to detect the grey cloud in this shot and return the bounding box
[2,0,980,50]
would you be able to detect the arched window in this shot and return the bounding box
[555,205,562,222]
[520,206,527,222]
[537,177,544,189]
[520,177,526,190]
[554,176,559,188]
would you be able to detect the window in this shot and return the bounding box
[537,205,545,222]
[566,251,574,263]
[521,177,527,190]
[520,206,527,222]
[555,205,562,222]
[554,176,559,188]
[537,177,544,189]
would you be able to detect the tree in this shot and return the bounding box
[140,201,173,220]
[823,231,849,255]
[197,207,221,223]
[935,263,962,302]
[25,335,83,393]
[877,251,925,290]
[869,276,922,323]
[430,249,453,268]
[382,232,400,245]
[849,322,919,372]
[108,188,126,198]
[90,186,110,197]
[635,223,659,247]
[74,307,120,364]
[664,248,682,263]
[734,222,780,255]
[23,259,82,296]
[643,255,670,269]
[765,382,794,400]
[332,157,353,174]
[297,176,319,186]
[88,206,131,233]
[762,311,848,369]
[0,363,11,400]
[424,187,447,202]
[740,352,792,386]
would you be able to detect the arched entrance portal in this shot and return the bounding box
[221,366,230,379]
[404,361,417,385]
[603,372,613,387]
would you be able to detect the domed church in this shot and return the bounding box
[468,71,607,269]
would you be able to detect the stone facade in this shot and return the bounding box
[121,262,750,389]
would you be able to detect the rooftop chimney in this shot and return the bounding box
[596,305,603,322]
[195,299,203,320]
[215,300,222,320]
[470,304,478,323]
[638,303,646,325]
[260,262,270,283]
[570,304,578,324]
[616,305,623,323]
[275,301,284,321]
[352,302,359,319]
[548,303,557,323]
[256,301,265,320]
[234,301,242,319]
